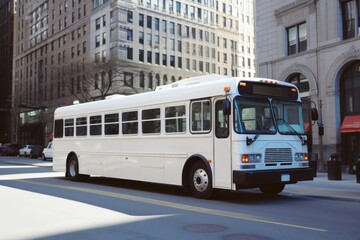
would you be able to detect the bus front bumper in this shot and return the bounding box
[233,168,314,188]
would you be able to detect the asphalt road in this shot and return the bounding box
[0,156,359,240]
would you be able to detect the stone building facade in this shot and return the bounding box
[256,0,360,169]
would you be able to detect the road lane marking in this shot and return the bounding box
[16,179,326,232]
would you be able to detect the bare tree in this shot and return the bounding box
[61,58,146,103]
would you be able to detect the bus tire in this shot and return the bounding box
[188,161,213,199]
[259,183,285,195]
[67,155,80,181]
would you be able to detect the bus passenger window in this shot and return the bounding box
[122,111,138,135]
[165,105,186,133]
[142,108,161,134]
[191,100,211,133]
[76,117,87,136]
[64,119,74,136]
[105,113,119,135]
[90,115,102,136]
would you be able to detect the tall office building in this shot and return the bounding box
[256,0,360,170]
[0,0,15,143]
[12,0,255,145]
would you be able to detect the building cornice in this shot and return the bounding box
[274,0,312,16]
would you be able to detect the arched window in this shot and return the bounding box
[148,73,153,89]
[163,75,168,85]
[287,73,309,97]
[156,74,160,86]
[340,61,360,117]
[139,72,145,88]
[171,76,176,82]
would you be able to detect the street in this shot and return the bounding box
[0,156,359,240]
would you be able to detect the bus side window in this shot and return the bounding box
[122,111,138,135]
[142,108,161,134]
[191,100,211,133]
[215,100,229,138]
[54,119,64,138]
[64,119,74,136]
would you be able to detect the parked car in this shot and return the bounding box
[42,142,53,160]
[19,145,34,157]
[1,143,20,156]
[29,145,44,159]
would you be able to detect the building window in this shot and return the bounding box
[127,47,133,60]
[139,72,145,88]
[96,17,100,30]
[139,49,144,62]
[139,31,144,44]
[155,18,160,31]
[147,16,152,28]
[95,35,100,47]
[170,55,175,67]
[341,0,360,39]
[139,14,144,26]
[124,72,133,86]
[155,52,160,65]
[128,11,133,23]
[162,54,167,66]
[287,22,307,55]
[147,51,152,63]
[341,61,360,116]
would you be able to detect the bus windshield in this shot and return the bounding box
[234,97,305,135]
[272,100,305,135]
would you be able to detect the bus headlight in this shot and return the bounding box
[242,154,261,163]
[295,153,309,161]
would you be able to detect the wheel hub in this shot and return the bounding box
[193,168,208,192]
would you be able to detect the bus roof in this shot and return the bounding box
[54,75,297,118]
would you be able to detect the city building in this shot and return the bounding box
[12,0,256,145]
[255,0,360,170]
[0,0,15,143]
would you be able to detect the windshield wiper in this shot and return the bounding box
[246,119,273,146]
[277,118,307,145]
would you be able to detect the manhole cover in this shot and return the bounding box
[223,234,273,240]
[183,224,227,233]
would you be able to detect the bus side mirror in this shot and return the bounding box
[223,99,231,115]
[311,108,319,121]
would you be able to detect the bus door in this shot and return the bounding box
[214,98,232,189]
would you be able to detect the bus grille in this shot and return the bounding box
[265,148,292,162]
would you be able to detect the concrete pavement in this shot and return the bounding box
[285,172,360,202]
[1,157,360,202]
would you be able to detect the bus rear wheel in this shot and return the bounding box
[67,155,80,181]
[188,162,213,199]
[259,183,285,195]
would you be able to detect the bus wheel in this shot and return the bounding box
[259,183,285,195]
[67,155,79,181]
[188,162,213,199]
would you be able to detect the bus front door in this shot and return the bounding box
[214,99,232,189]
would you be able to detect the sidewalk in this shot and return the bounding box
[285,172,360,202]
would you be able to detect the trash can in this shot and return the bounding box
[309,153,318,177]
[327,153,342,180]
[356,155,360,184]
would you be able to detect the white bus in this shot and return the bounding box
[53,75,316,198]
